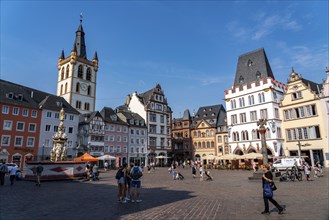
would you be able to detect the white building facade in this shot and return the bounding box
[39,103,80,160]
[224,48,286,157]
[126,84,171,165]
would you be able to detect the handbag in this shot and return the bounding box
[264,182,273,198]
[270,182,277,191]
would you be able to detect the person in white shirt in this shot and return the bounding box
[9,166,17,185]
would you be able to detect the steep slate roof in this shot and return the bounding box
[0,79,80,114]
[136,84,167,106]
[138,88,154,105]
[182,109,191,120]
[301,78,323,94]
[192,104,226,128]
[116,110,146,128]
[100,107,126,125]
[73,21,87,59]
[79,111,103,124]
[233,48,275,87]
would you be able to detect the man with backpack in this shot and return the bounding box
[130,162,143,203]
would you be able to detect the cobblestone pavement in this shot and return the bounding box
[0,167,328,220]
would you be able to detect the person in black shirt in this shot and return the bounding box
[262,164,284,215]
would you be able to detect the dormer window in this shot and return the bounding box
[248,59,253,66]
[239,76,244,83]
[256,71,261,79]
[17,94,23,100]
[7,92,13,99]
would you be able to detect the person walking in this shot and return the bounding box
[9,165,17,185]
[130,162,143,203]
[199,165,204,181]
[303,162,312,181]
[36,162,44,187]
[192,165,196,178]
[104,161,108,172]
[0,162,8,186]
[261,164,284,215]
[117,163,127,203]
[125,163,132,201]
[92,163,99,181]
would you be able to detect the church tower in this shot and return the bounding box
[56,17,98,114]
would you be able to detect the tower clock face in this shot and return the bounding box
[80,83,88,91]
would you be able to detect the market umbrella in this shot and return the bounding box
[155,155,171,159]
[203,154,216,160]
[97,155,116,160]
[74,153,98,162]
[241,152,264,159]
[217,153,243,160]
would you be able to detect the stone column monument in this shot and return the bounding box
[257,119,269,165]
[50,108,68,161]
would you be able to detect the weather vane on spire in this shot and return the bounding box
[80,12,83,23]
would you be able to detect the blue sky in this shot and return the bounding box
[1,1,328,118]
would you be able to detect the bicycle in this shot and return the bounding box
[291,166,303,181]
[279,168,294,182]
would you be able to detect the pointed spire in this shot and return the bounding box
[291,67,295,73]
[71,43,77,53]
[59,49,65,60]
[73,15,87,59]
[93,51,98,61]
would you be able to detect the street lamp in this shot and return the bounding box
[42,140,45,161]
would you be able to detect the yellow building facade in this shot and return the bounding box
[281,69,328,167]
[192,120,217,164]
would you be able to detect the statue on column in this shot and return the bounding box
[50,108,68,162]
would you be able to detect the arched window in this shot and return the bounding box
[76,101,81,109]
[198,131,201,137]
[64,83,67,93]
[252,130,258,140]
[60,85,63,95]
[231,100,236,109]
[193,131,197,137]
[245,131,249,140]
[84,102,90,111]
[210,130,214,136]
[266,128,271,139]
[211,141,214,148]
[66,65,70,78]
[61,67,64,80]
[198,142,201,148]
[78,65,83,78]
[86,68,92,81]
[206,130,209,137]
[251,95,254,105]
[76,82,80,93]
[202,142,205,148]
[258,93,262,103]
[87,86,91,95]
[206,142,210,148]
[236,132,240,141]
